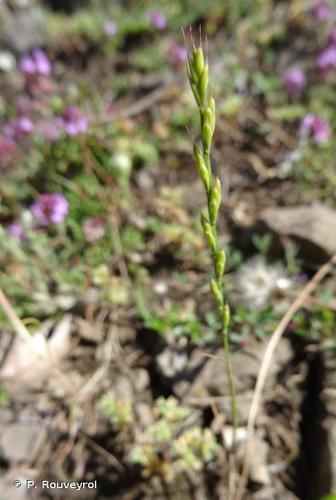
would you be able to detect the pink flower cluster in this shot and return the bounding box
[19,49,51,76]
[311,1,336,72]
[8,223,25,240]
[317,44,336,70]
[300,114,330,143]
[104,20,118,36]
[8,207,106,244]
[4,116,33,140]
[55,106,88,137]
[149,11,167,30]
[281,4,336,143]
[31,193,69,226]
[169,43,188,67]
[19,49,54,97]
[8,193,69,241]
[311,1,332,22]
[283,67,306,96]
[316,24,336,71]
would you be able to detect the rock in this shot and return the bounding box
[223,426,247,450]
[249,435,271,486]
[115,325,137,345]
[0,421,48,463]
[111,376,134,403]
[0,316,72,392]
[133,368,150,393]
[135,170,154,190]
[153,280,168,296]
[156,347,189,380]
[2,7,47,54]
[0,469,38,500]
[257,204,336,262]
[250,464,271,486]
[76,318,104,343]
[0,51,16,72]
[175,339,292,423]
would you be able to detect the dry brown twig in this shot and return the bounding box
[234,254,336,500]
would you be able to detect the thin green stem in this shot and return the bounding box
[222,308,238,450]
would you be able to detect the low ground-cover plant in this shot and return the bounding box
[98,394,219,479]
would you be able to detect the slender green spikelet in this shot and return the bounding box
[194,144,210,192]
[209,177,221,225]
[187,46,209,107]
[215,250,226,280]
[210,278,222,308]
[186,37,238,445]
[193,47,205,76]
[201,213,216,252]
[199,64,209,105]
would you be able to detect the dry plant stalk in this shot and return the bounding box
[234,254,336,500]
[186,39,238,442]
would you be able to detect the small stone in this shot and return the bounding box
[250,464,271,486]
[0,470,37,500]
[2,7,47,54]
[0,51,16,72]
[115,326,137,345]
[153,281,168,295]
[223,426,247,450]
[111,376,134,403]
[133,369,150,392]
[249,435,270,485]
[257,204,336,262]
[0,421,48,463]
[136,170,154,189]
[156,347,188,379]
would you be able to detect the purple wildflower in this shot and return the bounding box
[19,49,51,76]
[83,217,105,243]
[311,1,332,22]
[8,223,25,241]
[31,193,69,226]
[60,106,88,136]
[33,49,51,75]
[316,44,336,69]
[169,43,188,66]
[16,116,34,135]
[4,116,33,140]
[149,11,167,30]
[283,67,306,96]
[19,55,36,75]
[300,114,330,143]
[104,20,118,36]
